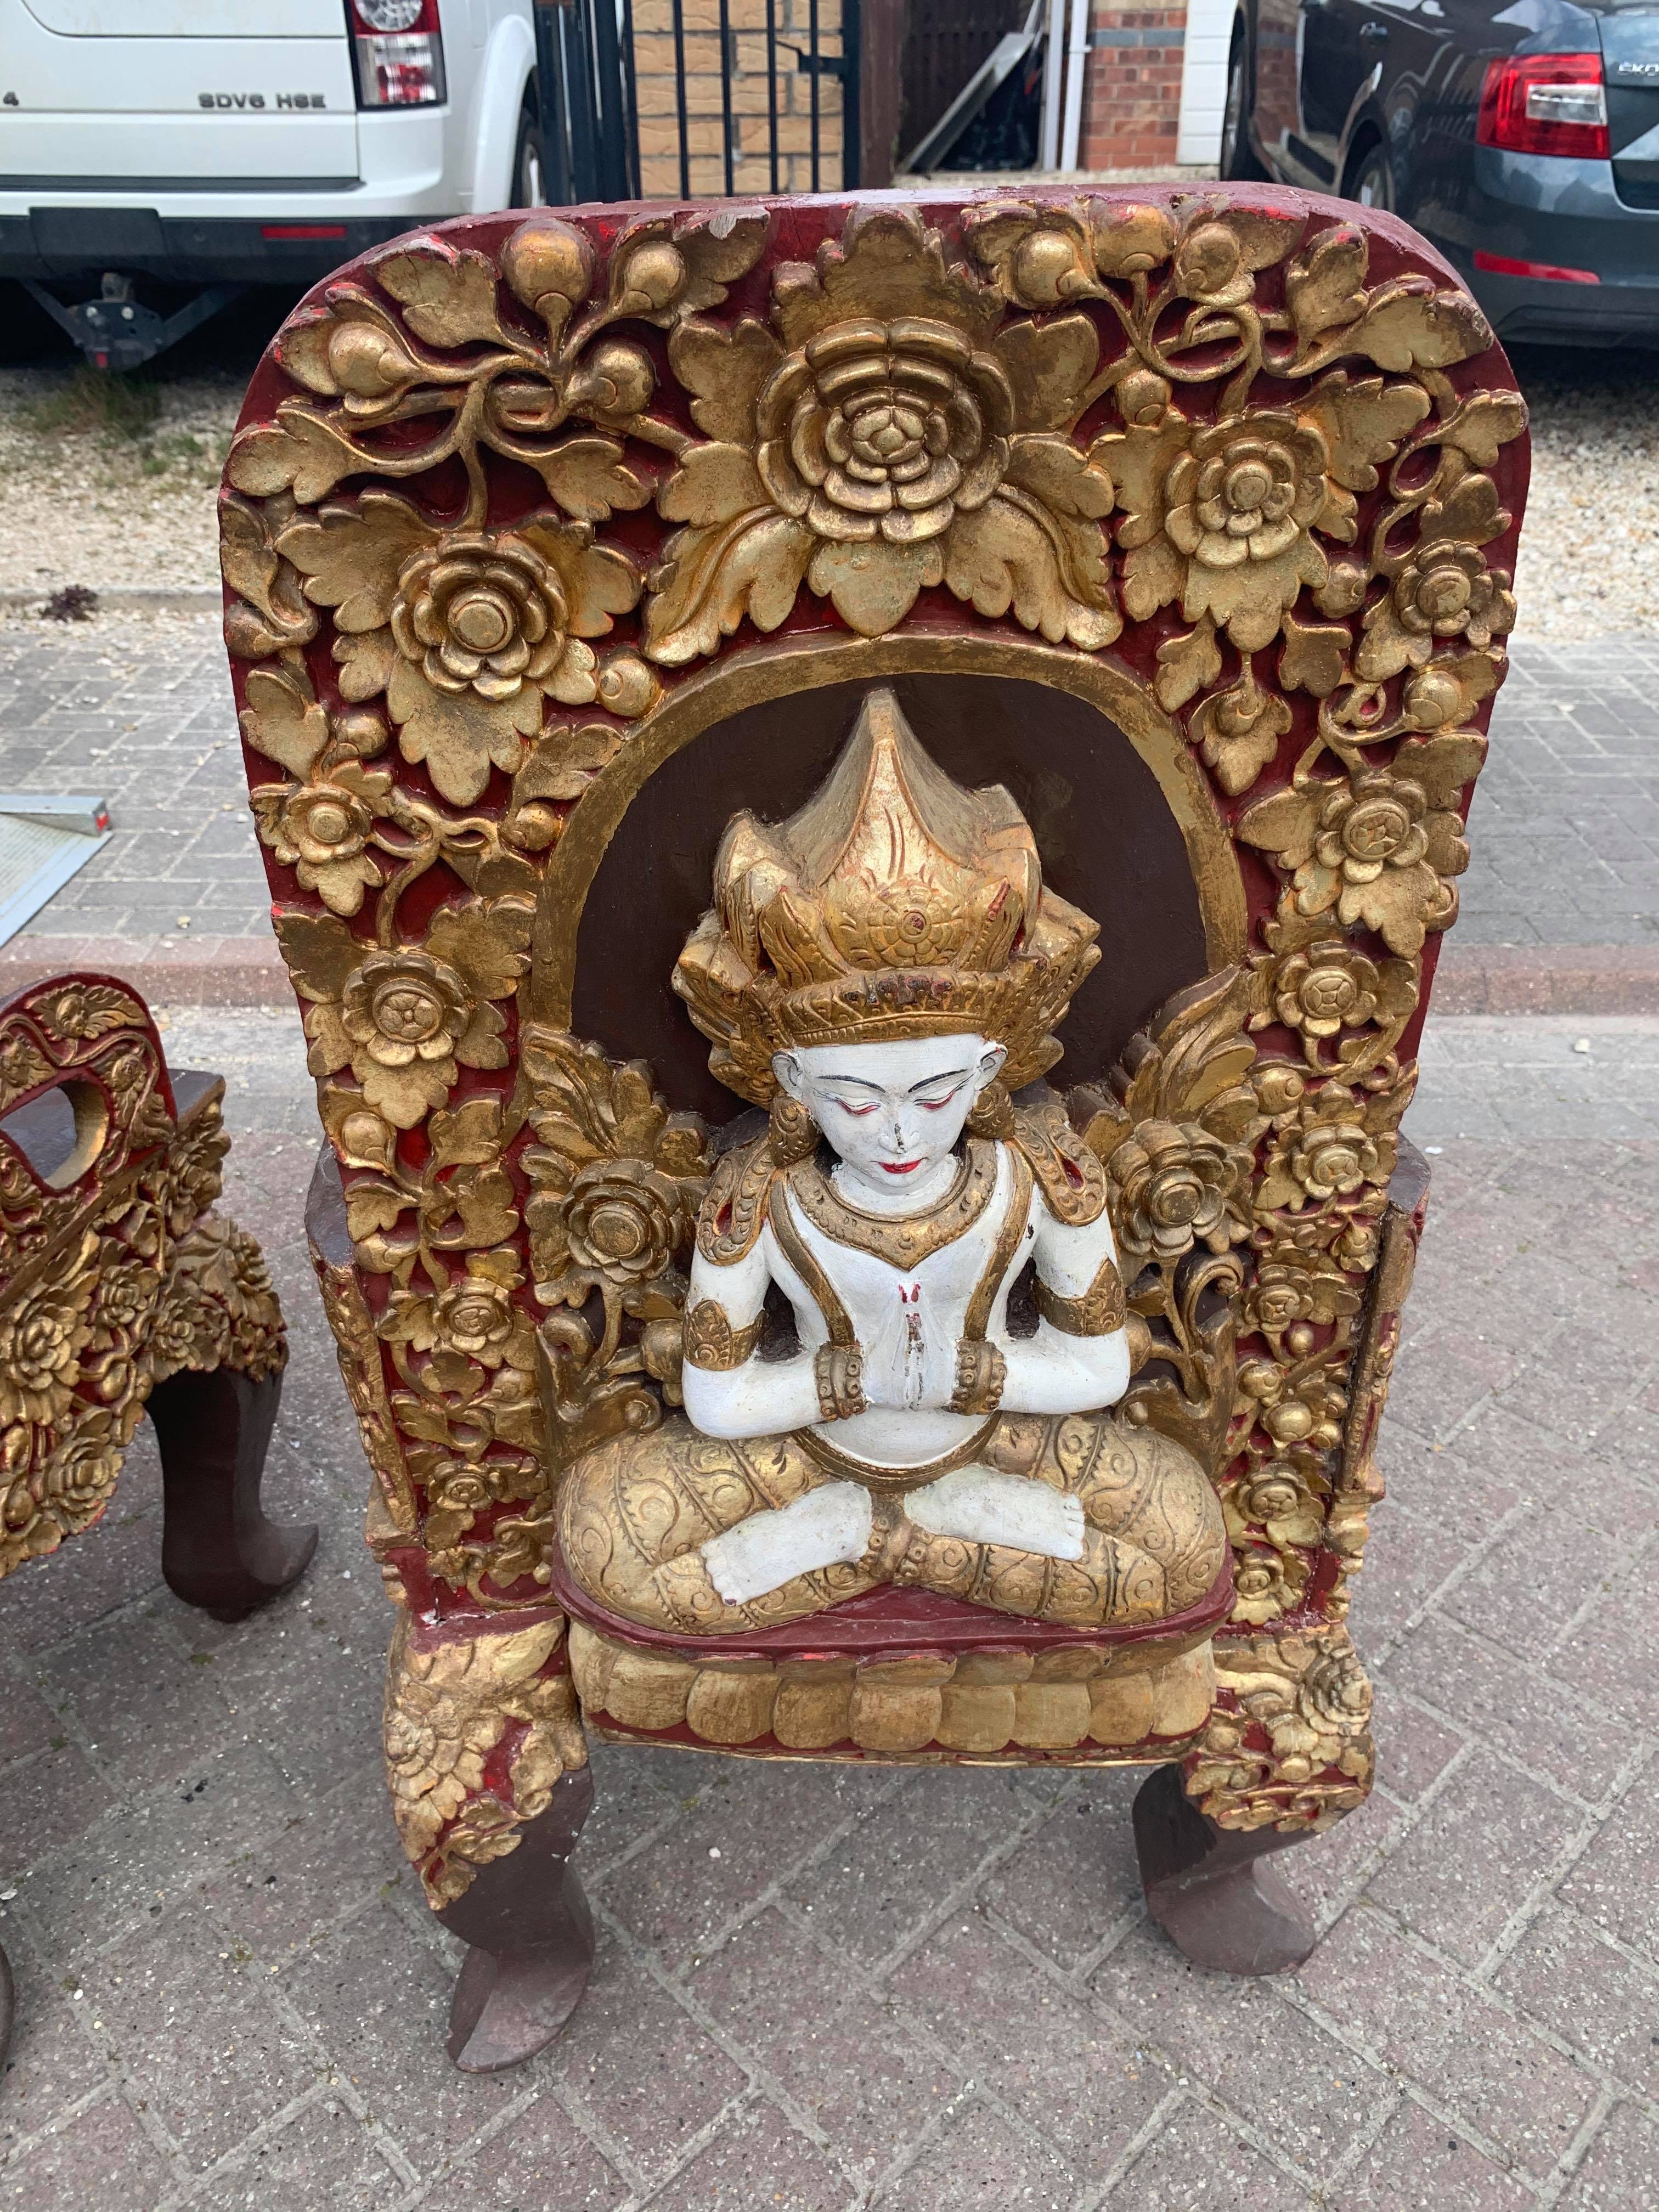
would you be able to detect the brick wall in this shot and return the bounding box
[632,0,845,199]
[1076,4,1187,170]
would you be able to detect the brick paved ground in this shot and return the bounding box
[2,617,1657,960]
[0,1008,1655,2211]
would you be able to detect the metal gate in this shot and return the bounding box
[533,0,865,205]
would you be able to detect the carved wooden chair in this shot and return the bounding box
[218,187,1527,2070]
[0,970,311,2062]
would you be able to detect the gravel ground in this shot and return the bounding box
[0,291,1653,640]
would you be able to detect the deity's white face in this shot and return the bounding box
[772,1033,1006,1200]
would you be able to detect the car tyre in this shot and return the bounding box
[1220,30,1267,181]
[1347,138,1395,212]
[512,100,545,208]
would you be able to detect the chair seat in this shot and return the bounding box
[552,1545,1231,1761]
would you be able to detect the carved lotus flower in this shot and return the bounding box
[1267,940,1417,1044]
[277,494,639,806]
[276,896,532,1128]
[90,1245,162,1338]
[1107,407,1338,654]
[391,533,567,702]
[1248,1250,1363,1337]
[1240,736,1485,958]
[1099,373,1430,656]
[757,320,1011,550]
[1224,1462,1325,1551]
[383,1247,537,1376]
[1256,1076,1407,1216]
[0,1253,97,1424]
[1107,1118,1246,1263]
[384,1677,498,1856]
[149,1278,215,1375]
[523,1030,708,1305]
[1356,473,1516,684]
[250,760,391,918]
[1231,1543,1311,1625]
[1298,1640,1373,1737]
[564,1159,690,1288]
[645,206,1115,659]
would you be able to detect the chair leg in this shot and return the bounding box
[149,1365,318,1622]
[1132,1761,1316,1975]
[436,1767,596,2073]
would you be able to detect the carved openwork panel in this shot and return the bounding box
[224,188,1525,1861]
[0,976,286,1579]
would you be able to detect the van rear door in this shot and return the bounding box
[4,0,361,186]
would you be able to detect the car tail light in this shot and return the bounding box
[1477,53,1608,160]
[346,0,446,108]
[1474,249,1599,284]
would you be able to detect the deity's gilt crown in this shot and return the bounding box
[673,686,1101,1104]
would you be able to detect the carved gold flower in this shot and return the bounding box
[1230,1543,1311,1625]
[275,896,532,1128]
[1297,1640,1373,1737]
[757,321,1012,551]
[432,1269,518,1367]
[0,1258,97,1424]
[1239,736,1483,958]
[1099,356,1432,657]
[564,1159,689,1288]
[89,1246,162,1338]
[1356,472,1516,684]
[1283,1105,1380,1205]
[523,1030,708,1306]
[1105,405,1345,653]
[1267,940,1417,1044]
[1223,1462,1324,1551]
[277,494,639,806]
[1247,1252,1362,1336]
[162,1113,230,1235]
[149,1279,217,1376]
[1107,1118,1246,1262]
[646,205,1115,658]
[34,1415,121,1522]
[250,760,392,918]
[391,533,567,703]
[385,1248,535,1377]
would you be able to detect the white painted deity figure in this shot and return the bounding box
[558,689,1226,1634]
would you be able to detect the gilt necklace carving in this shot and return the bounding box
[786,1139,1001,1272]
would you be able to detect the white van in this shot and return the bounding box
[0,1,540,366]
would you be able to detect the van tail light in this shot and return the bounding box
[346,0,447,108]
[1477,53,1608,160]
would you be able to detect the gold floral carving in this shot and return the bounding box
[0,979,285,1579]
[1185,1624,1373,1831]
[383,1609,588,1904]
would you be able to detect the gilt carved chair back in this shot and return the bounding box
[220,188,1527,2067]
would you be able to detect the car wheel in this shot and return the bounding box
[512,101,545,208]
[1348,140,1395,212]
[1220,31,1267,181]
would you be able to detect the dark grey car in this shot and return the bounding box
[1222,0,1659,345]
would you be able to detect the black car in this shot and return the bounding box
[1222,0,1659,344]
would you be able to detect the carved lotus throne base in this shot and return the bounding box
[0,972,313,2064]
[225,183,1526,2068]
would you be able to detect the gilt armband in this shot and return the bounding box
[1034,1254,1126,1337]
[683,1299,764,1372]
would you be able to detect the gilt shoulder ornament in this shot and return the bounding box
[695,1136,778,1266]
[1013,1098,1111,1227]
